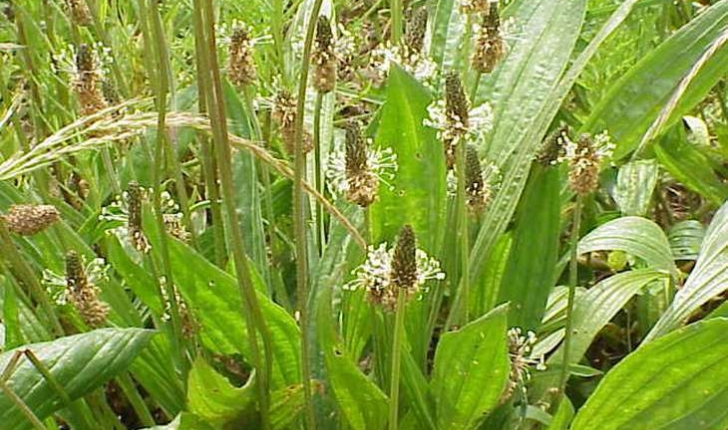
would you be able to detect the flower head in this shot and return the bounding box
[561,131,614,196]
[425,73,493,169]
[326,123,397,207]
[272,90,314,155]
[2,204,59,235]
[73,43,107,115]
[312,16,337,93]
[227,24,257,87]
[404,8,429,56]
[471,1,506,74]
[501,327,546,404]
[65,251,110,328]
[344,227,445,311]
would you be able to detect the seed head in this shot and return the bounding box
[344,122,378,207]
[391,225,418,290]
[73,44,106,115]
[2,204,60,236]
[228,25,257,87]
[312,16,336,93]
[66,0,91,26]
[404,8,428,56]
[537,125,569,166]
[65,251,109,328]
[443,72,470,169]
[272,90,313,155]
[460,0,489,15]
[126,182,150,253]
[471,2,506,74]
[500,328,545,404]
[464,144,490,213]
[566,134,602,196]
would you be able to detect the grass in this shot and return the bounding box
[0,0,727,429]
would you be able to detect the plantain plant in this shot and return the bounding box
[0,0,727,429]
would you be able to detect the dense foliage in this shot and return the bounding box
[0,0,727,429]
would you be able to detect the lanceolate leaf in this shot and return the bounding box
[0,329,154,430]
[468,0,587,286]
[165,238,301,388]
[371,64,447,252]
[571,318,728,430]
[431,304,510,430]
[577,216,676,275]
[498,164,561,331]
[583,0,728,159]
[316,287,388,430]
[646,202,728,341]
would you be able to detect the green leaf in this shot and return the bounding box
[547,397,574,430]
[187,357,256,428]
[583,0,728,159]
[317,287,388,430]
[0,329,154,430]
[577,216,676,275]
[371,64,447,251]
[613,159,658,216]
[655,130,728,206]
[165,238,300,388]
[535,270,668,397]
[498,164,561,331]
[571,318,728,430]
[468,0,587,286]
[669,220,705,261]
[646,202,728,341]
[431,304,510,430]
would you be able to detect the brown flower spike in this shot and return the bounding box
[404,8,428,56]
[344,122,378,207]
[127,182,150,253]
[443,72,470,169]
[67,0,91,26]
[65,251,109,328]
[272,90,313,155]
[2,204,60,235]
[74,44,107,115]
[472,2,505,74]
[464,144,489,213]
[312,16,336,94]
[391,225,418,291]
[567,134,601,196]
[227,26,257,87]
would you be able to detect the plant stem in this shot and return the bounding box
[388,290,407,430]
[195,1,274,427]
[293,2,325,428]
[559,197,582,396]
[391,0,403,45]
[146,0,188,379]
[313,92,326,255]
[456,141,470,324]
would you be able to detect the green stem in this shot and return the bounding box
[388,291,407,430]
[293,2,325,428]
[191,10,225,268]
[391,0,402,45]
[559,197,582,396]
[457,141,470,324]
[146,0,188,379]
[195,1,274,427]
[313,92,326,255]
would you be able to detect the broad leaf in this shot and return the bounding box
[571,318,728,430]
[646,202,728,341]
[371,64,447,251]
[669,220,705,261]
[577,216,676,276]
[431,304,510,430]
[0,329,154,430]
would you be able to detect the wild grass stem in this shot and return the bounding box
[559,197,582,397]
[293,1,326,427]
